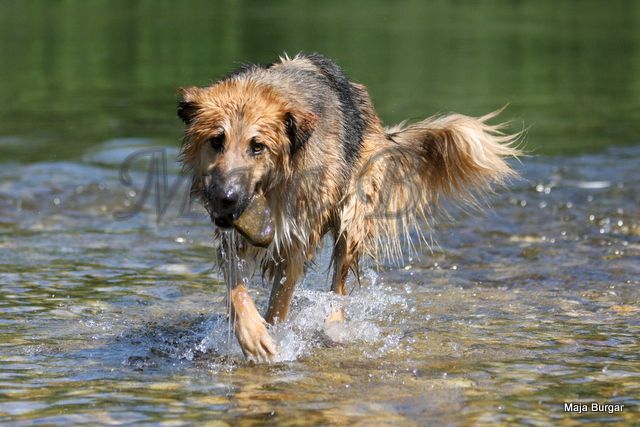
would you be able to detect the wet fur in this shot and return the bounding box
[178,53,521,358]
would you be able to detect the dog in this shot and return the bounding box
[177,53,520,362]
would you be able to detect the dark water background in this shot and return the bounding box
[0,1,639,425]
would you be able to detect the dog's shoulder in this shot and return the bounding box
[282,53,368,165]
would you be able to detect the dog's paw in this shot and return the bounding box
[231,285,277,363]
[322,306,348,345]
[324,306,344,325]
[235,316,277,363]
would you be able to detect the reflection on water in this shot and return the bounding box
[1,0,640,425]
[1,1,640,161]
[0,141,638,425]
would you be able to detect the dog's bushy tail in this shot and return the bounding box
[385,109,522,203]
[360,109,523,261]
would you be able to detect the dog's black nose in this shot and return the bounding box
[209,182,246,221]
[218,188,239,210]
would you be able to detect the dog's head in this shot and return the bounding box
[178,79,315,228]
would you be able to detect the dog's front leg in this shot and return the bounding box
[230,283,277,362]
[265,260,303,324]
[219,240,276,362]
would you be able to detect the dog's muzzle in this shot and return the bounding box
[205,181,250,228]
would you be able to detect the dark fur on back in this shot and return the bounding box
[305,53,365,166]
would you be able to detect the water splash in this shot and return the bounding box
[195,257,408,363]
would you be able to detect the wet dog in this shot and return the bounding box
[178,53,520,361]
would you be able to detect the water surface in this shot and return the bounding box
[1,1,639,425]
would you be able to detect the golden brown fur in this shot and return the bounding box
[178,53,521,362]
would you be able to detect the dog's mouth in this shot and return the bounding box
[212,215,234,229]
[208,195,275,248]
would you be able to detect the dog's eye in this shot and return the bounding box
[250,138,265,155]
[210,132,225,152]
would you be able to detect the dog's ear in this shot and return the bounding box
[177,87,200,125]
[285,110,316,156]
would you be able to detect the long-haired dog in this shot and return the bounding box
[178,53,520,362]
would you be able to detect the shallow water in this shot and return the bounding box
[1,142,638,425]
[1,1,640,425]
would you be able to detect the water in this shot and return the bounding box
[1,1,640,425]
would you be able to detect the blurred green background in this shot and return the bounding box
[1,0,639,162]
